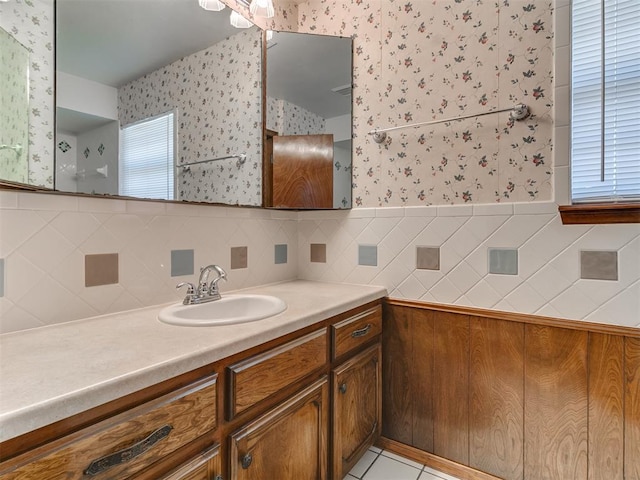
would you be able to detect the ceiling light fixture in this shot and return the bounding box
[230,10,253,28]
[249,0,274,18]
[198,0,226,11]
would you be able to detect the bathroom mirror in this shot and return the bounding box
[1,0,355,210]
[0,27,30,185]
[265,31,352,209]
[54,0,263,206]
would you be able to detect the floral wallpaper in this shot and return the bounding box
[0,27,29,184]
[257,0,555,207]
[118,28,263,206]
[266,97,326,135]
[0,0,54,188]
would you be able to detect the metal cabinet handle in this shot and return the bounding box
[351,324,372,338]
[83,424,173,476]
[339,383,347,394]
[214,475,223,480]
[241,453,253,469]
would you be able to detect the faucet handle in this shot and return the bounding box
[176,282,195,293]
[176,282,197,305]
[209,265,227,296]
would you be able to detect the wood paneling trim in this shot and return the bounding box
[625,337,640,479]
[588,334,624,480]
[559,203,640,225]
[378,437,502,480]
[384,298,640,338]
[469,317,524,480]
[524,325,588,480]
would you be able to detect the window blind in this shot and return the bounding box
[119,111,175,200]
[571,0,640,202]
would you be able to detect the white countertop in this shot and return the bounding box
[0,280,386,443]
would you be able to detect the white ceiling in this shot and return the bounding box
[57,0,351,121]
[57,0,246,87]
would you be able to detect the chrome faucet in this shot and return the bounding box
[176,264,227,305]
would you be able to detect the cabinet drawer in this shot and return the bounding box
[332,306,382,359]
[228,329,327,418]
[0,375,217,480]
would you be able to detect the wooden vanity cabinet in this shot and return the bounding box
[229,378,329,480]
[332,344,382,480]
[330,307,383,480]
[0,300,383,480]
[0,375,219,480]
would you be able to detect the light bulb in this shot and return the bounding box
[230,10,253,28]
[198,0,225,11]
[249,0,274,18]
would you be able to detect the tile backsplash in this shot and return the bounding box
[0,192,297,333]
[297,204,640,328]
[1,192,638,332]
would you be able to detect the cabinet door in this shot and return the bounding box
[229,377,328,480]
[332,344,382,480]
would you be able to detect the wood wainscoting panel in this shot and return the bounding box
[381,305,434,452]
[382,305,413,445]
[524,325,588,480]
[433,312,470,465]
[411,308,435,453]
[625,337,640,479]
[588,333,624,480]
[469,317,524,480]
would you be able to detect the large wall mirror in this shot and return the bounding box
[264,31,352,209]
[55,0,263,206]
[1,0,354,210]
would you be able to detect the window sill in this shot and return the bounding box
[559,203,640,225]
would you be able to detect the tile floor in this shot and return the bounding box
[344,447,461,480]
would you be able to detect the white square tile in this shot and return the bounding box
[464,280,502,309]
[0,191,18,209]
[436,205,473,217]
[348,449,379,478]
[421,465,461,480]
[362,455,421,480]
[429,277,463,304]
[472,203,513,216]
[555,46,570,87]
[554,126,570,167]
[18,192,78,212]
[554,85,570,127]
[78,196,127,213]
[505,282,548,314]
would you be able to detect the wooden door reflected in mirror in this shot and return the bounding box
[268,134,334,209]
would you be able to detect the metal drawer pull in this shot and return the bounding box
[351,324,372,338]
[83,424,173,476]
[241,453,253,469]
[339,383,347,394]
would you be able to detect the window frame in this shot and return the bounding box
[559,0,640,224]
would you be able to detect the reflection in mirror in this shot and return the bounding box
[0,0,54,189]
[55,0,263,206]
[265,31,352,209]
[0,27,29,184]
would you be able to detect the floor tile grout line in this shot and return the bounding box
[359,448,383,479]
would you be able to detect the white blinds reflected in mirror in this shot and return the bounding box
[120,111,176,200]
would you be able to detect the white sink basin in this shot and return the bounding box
[158,294,287,327]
